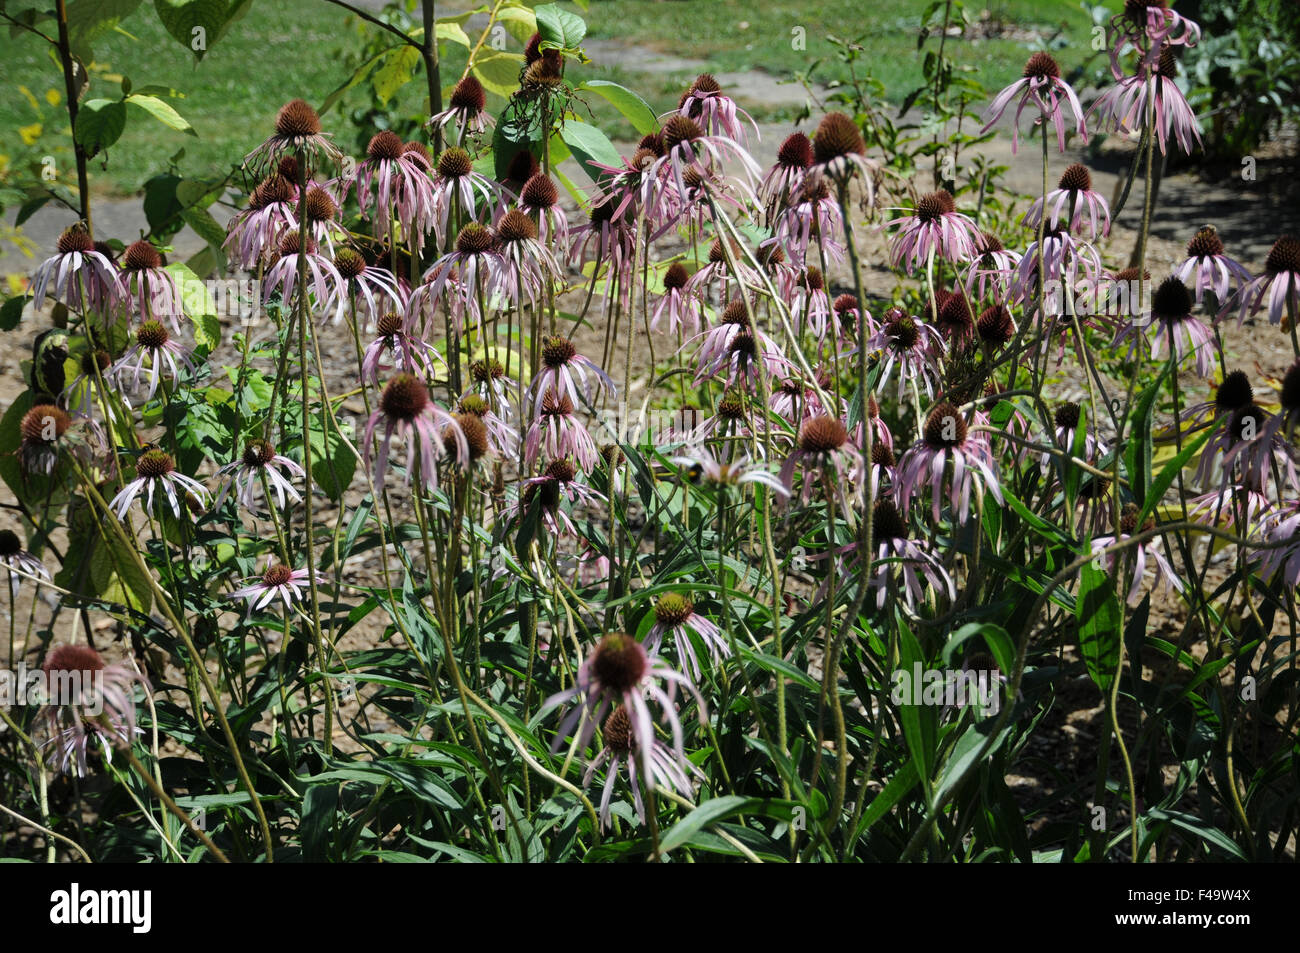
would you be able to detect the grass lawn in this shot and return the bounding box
[0,0,1112,198]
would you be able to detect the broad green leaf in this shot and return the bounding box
[1077,560,1121,694]
[153,0,228,60]
[126,93,196,135]
[557,118,621,186]
[471,48,525,99]
[534,2,585,49]
[434,21,471,47]
[580,80,657,134]
[74,99,127,155]
[373,45,421,105]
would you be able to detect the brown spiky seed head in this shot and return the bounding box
[334,247,366,279]
[380,373,430,422]
[521,173,558,208]
[377,312,404,337]
[454,413,489,461]
[1058,163,1092,192]
[654,592,695,627]
[367,130,404,161]
[977,304,1014,345]
[1265,236,1300,276]
[21,405,70,443]
[662,115,705,150]
[916,189,956,223]
[542,335,577,368]
[813,112,865,163]
[603,705,633,753]
[275,99,321,138]
[57,226,94,255]
[136,320,169,349]
[1187,226,1224,258]
[591,633,647,693]
[872,498,909,540]
[1151,277,1193,319]
[663,262,690,291]
[136,449,176,479]
[1215,371,1253,414]
[798,415,849,453]
[437,147,473,179]
[924,402,967,448]
[777,132,813,169]
[0,529,20,557]
[303,185,337,222]
[263,564,293,587]
[450,75,487,113]
[242,438,277,468]
[1023,52,1061,80]
[1054,401,1081,430]
[496,209,538,243]
[456,223,494,255]
[43,644,105,677]
[721,298,750,326]
[122,240,162,272]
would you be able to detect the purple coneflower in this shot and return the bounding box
[262,233,344,311]
[1012,225,1104,309]
[19,404,72,476]
[1254,500,1300,587]
[1174,225,1250,308]
[670,445,788,497]
[651,262,702,336]
[889,189,979,273]
[976,304,1017,353]
[519,459,606,538]
[364,374,465,490]
[583,703,699,831]
[526,389,598,471]
[759,132,812,224]
[418,223,502,332]
[223,173,298,270]
[543,632,703,779]
[897,403,1004,523]
[328,247,403,326]
[530,335,614,411]
[430,147,501,251]
[492,207,561,307]
[1114,276,1215,378]
[964,232,1021,300]
[109,449,209,520]
[1043,401,1107,471]
[869,308,944,400]
[644,114,760,224]
[775,176,845,267]
[1090,503,1184,604]
[361,311,443,385]
[518,173,569,249]
[980,51,1088,154]
[213,437,304,513]
[1023,163,1110,239]
[118,240,183,327]
[39,644,147,777]
[229,560,316,614]
[0,529,50,595]
[1107,0,1201,77]
[868,499,956,610]
[457,393,517,458]
[808,112,879,200]
[469,357,518,421]
[1089,45,1201,157]
[779,415,864,506]
[31,226,118,315]
[244,98,342,177]
[645,592,728,684]
[427,75,494,142]
[1236,235,1300,328]
[675,73,757,144]
[342,131,436,255]
[109,320,195,401]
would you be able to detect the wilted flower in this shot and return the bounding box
[39,644,148,777]
[327,247,403,326]
[427,75,494,142]
[108,320,196,402]
[118,240,183,327]
[364,374,466,491]
[980,52,1088,154]
[542,632,704,780]
[675,73,757,144]
[897,403,1003,523]
[262,232,344,311]
[759,132,812,224]
[530,335,614,412]
[224,173,299,269]
[19,404,71,476]
[1091,503,1184,604]
[1114,277,1214,378]
[651,262,703,336]
[867,499,956,610]
[361,311,444,385]
[869,308,944,400]
[1176,225,1250,308]
[430,147,502,251]
[779,415,864,506]
[1088,45,1201,157]
[525,388,598,471]
[31,226,118,315]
